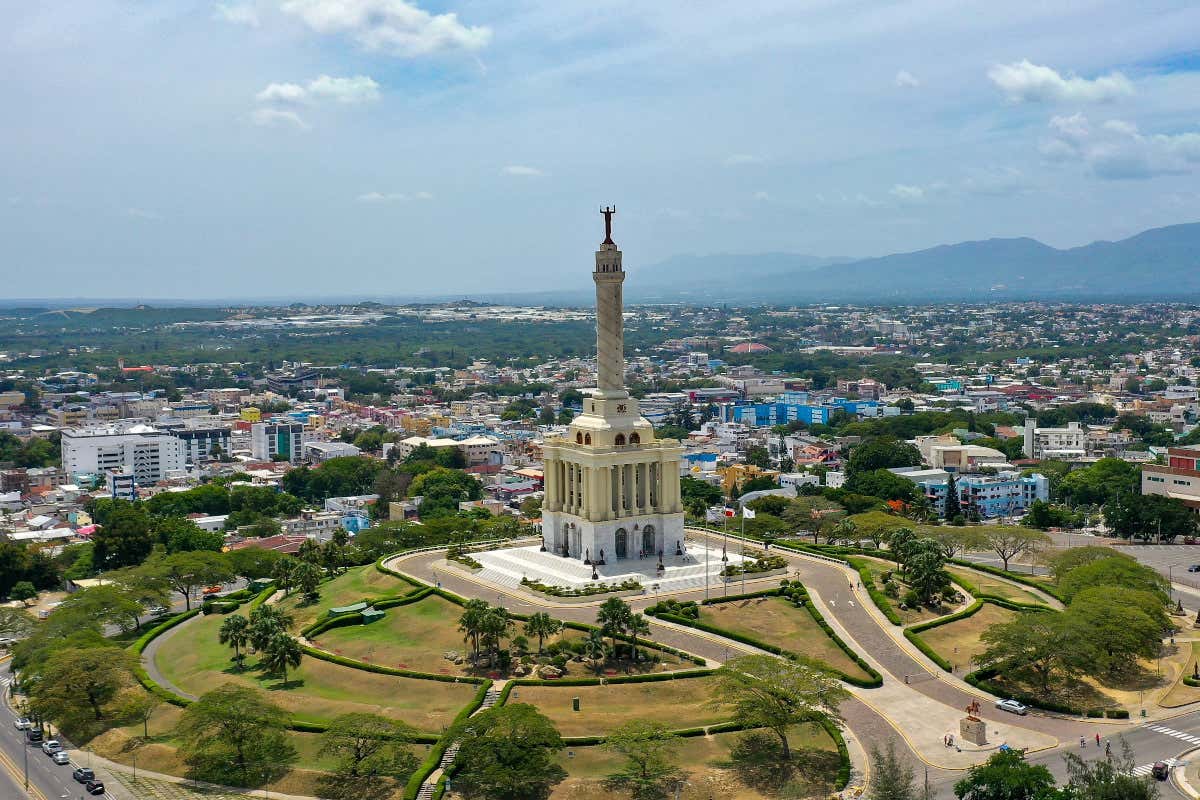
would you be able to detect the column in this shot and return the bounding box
[544,456,558,512]
[610,465,618,517]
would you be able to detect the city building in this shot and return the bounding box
[1142,446,1200,511]
[541,211,686,563]
[1020,419,1087,460]
[251,420,307,464]
[61,422,186,486]
[910,470,1049,518]
[303,441,361,463]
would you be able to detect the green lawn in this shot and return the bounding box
[946,566,1050,606]
[551,725,840,800]
[699,596,874,683]
[155,611,477,731]
[276,564,415,629]
[514,677,727,737]
[913,603,1019,669]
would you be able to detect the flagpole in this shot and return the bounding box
[723,511,729,597]
[740,513,746,594]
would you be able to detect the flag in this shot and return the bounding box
[723,506,735,517]
[742,507,756,519]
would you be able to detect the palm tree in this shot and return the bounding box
[584,629,607,675]
[628,614,651,663]
[523,612,562,655]
[218,615,251,670]
[597,598,632,660]
[686,495,710,523]
[248,604,293,652]
[458,599,490,661]
[271,558,295,596]
[262,631,303,686]
[480,606,515,661]
[832,518,858,547]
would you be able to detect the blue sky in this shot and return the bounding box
[4,1,1200,299]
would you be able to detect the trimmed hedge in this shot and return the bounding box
[904,600,984,672]
[948,558,1064,602]
[301,645,487,684]
[513,668,715,688]
[845,557,902,626]
[403,680,492,800]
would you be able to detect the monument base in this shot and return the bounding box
[959,717,987,746]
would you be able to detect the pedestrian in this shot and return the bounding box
[1080,736,1086,749]
[1095,733,1100,746]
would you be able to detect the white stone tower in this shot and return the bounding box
[541,208,685,568]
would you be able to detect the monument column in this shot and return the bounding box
[594,206,625,396]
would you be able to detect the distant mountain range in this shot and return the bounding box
[626,221,1200,302]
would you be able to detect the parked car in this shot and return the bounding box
[41,739,62,755]
[85,780,105,795]
[995,699,1029,716]
[73,767,95,783]
[25,729,43,743]
[52,751,70,765]
[202,585,223,595]
[12,717,31,730]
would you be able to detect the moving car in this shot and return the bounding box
[25,729,43,743]
[52,751,70,765]
[995,699,1029,716]
[1152,761,1170,780]
[41,739,63,755]
[12,717,31,730]
[72,767,95,783]
[85,780,105,795]
[202,585,223,595]
[1188,565,1200,573]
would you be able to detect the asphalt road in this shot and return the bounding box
[0,671,118,800]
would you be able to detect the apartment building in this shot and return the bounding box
[250,421,307,464]
[1021,420,1087,460]
[62,422,187,485]
[1142,446,1200,511]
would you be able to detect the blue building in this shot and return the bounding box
[918,471,1049,518]
[722,391,880,427]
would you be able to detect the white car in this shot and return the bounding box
[995,699,1029,716]
[41,740,62,755]
[12,717,31,730]
[51,751,70,765]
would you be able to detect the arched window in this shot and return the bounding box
[576,432,583,444]
[629,433,640,444]
[584,433,592,445]
[614,434,626,446]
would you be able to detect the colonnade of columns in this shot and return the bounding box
[542,455,681,520]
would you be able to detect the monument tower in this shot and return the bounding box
[541,208,685,566]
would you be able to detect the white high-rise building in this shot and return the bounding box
[251,421,307,464]
[541,209,685,565]
[61,422,187,485]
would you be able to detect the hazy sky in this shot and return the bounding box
[4,1,1200,299]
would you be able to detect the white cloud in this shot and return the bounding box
[251,108,309,130]
[724,153,764,166]
[256,82,308,104]
[256,75,380,105]
[501,165,545,177]
[214,3,260,27]
[125,207,161,220]
[1040,113,1200,179]
[280,0,491,57]
[988,60,1133,104]
[308,74,381,104]
[413,191,433,200]
[894,70,919,88]
[357,191,406,202]
[753,190,770,201]
[889,184,925,202]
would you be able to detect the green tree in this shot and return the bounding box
[173,684,297,787]
[219,614,251,669]
[459,598,490,661]
[9,580,36,606]
[292,560,323,602]
[597,597,633,659]
[92,501,154,568]
[1059,556,1168,604]
[1066,587,1168,676]
[261,631,303,686]
[317,713,419,799]
[158,517,224,553]
[1061,741,1157,800]
[709,654,847,763]
[584,629,608,674]
[944,474,961,520]
[523,612,562,655]
[745,445,772,469]
[954,748,1059,800]
[975,612,1092,692]
[451,703,566,800]
[152,550,233,611]
[984,528,1049,572]
[906,540,950,604]
[227,546,286,584]
[1044,546,1130,584]
[57,583,145,633]
[28,646,132,721]
[847,469,919,502]
[0,607,34,640]
[602,719,684,800]
[869,741,917,800]
[846,437,921,477]
[271,557,296,595]
[248,604,293,651]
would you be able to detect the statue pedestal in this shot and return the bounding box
[960,717,987,746]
